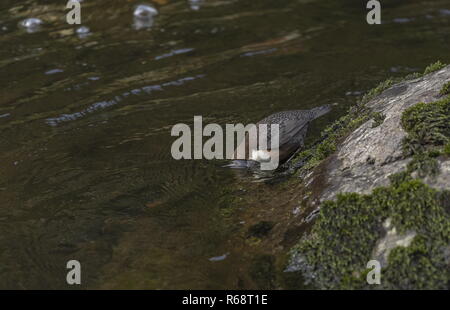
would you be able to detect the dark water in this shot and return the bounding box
[0,0,449,289]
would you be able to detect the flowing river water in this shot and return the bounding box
[0,0,449,289]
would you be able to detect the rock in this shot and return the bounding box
[287,63,450,289]
[321,65,450,202]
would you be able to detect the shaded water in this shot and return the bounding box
[0,0,449,289]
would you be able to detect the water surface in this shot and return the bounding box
[0,0,449,289]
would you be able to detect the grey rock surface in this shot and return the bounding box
[286,65,450,283]
[320,66,450,202]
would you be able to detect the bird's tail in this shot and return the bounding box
[224,159,259,169]
[308,104,331,120]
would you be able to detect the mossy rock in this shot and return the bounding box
[288,62,450,289]
[290,178,450,289]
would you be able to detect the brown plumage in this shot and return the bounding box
[230,105,330,169]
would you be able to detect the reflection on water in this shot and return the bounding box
[0,0,449,289]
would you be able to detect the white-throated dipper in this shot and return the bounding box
[230,104,331,169]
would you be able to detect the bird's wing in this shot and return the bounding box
[273,119,309,149]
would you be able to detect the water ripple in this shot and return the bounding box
[155,48,195,60]
[46,74,205,126]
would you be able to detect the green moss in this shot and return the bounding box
[383,236,449,289]
[388,170,413,187]
[292,104,371,175]
[407,153,439,177]
[440,81,450,96]
[444,143,450,156]
[290,179,450,289]
[249,255,276,289]
[423,60,446,75]
[290,192,381,289]
[400,96,450,177]
[361,79,394,103]
[403,72,423,81]
[401,96,450,155]
[371,112,386,128]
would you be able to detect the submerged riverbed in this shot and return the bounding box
[0,0,449,289]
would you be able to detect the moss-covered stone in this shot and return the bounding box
[407,153,440,177]
[291,63,447,177]
[290,178,450,289]
[288,63,450,289]
[382,235,449,289]
[401,95,449,177]
[401,96,450,156]
[360,61,445,110]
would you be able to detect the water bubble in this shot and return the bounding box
[188,0,203,11]
[76,26,90,38]
[19,18,43,33]
[133,5,158,30]
[76,26,90,34]
[133,4,158,19]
